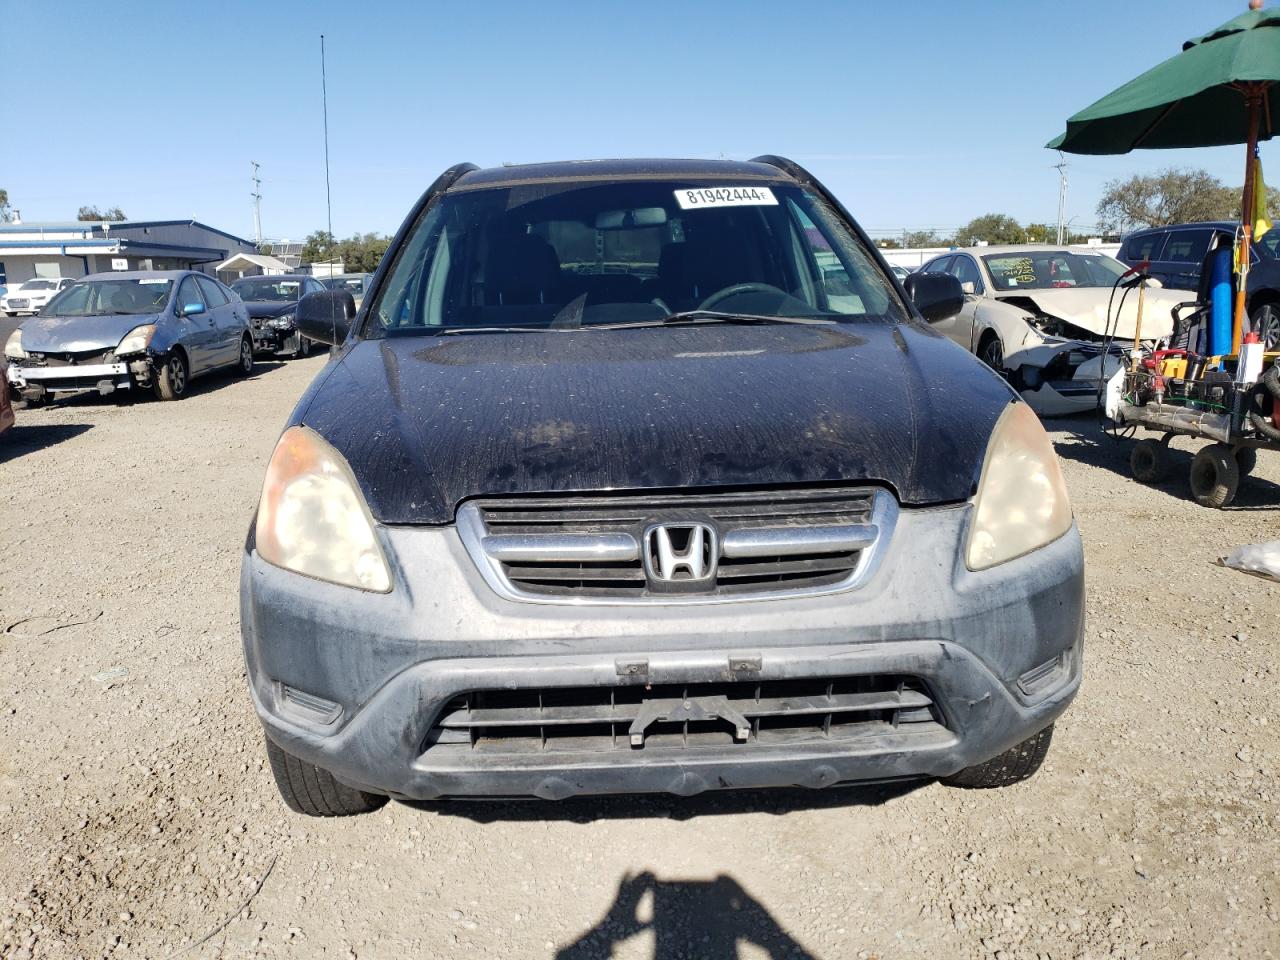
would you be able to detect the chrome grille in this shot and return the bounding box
[457,487,895,604]
[423,675,944,756]
[9,299,30,309]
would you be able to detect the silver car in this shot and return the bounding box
[4,270,255,402]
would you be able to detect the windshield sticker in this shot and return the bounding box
[675,186,778,210]
[139,278,168,284]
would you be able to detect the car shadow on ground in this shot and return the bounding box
[554,871,820,960]
[404,779,925,824]
[1049,416,1280,511]
[0,422,92,461]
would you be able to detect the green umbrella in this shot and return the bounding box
[1047,3,1280,349]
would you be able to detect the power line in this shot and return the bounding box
[250,161,262,246]
[1053,152,1069,245]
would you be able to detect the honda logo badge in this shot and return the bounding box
[643,523,718,586]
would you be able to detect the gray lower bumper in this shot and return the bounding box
[240,503,1085,800]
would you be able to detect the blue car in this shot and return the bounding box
[4,270,254,403]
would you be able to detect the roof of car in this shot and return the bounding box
[1126,221,1238,234]
[230,273,314,281]
[451,158,793,190]
[81,270,195,281]
[951,245,1108,257]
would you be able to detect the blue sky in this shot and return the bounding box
[2,0,1264,242]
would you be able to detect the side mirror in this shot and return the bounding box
[296,289,356,345]
[181,301,206,317]
[903,273,964,324]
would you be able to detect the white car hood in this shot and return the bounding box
[997,287,1181,340]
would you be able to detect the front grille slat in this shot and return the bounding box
[461,487,889,603]
[436,687,933,729]
[423,675,944,757]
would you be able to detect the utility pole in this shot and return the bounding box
[251,161,263,246]
[1053,152,1069,245]
[320,35,333,254]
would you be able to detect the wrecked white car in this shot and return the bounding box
[920,246,1180,416]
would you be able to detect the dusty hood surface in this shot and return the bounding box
[296,322,1017,524]
[19,312,161,354]
[997,287,1181,340]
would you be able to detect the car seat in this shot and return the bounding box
[487,233,562,306]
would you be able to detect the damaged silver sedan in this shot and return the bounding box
[4,271,255,403]
[920,246,1181,416]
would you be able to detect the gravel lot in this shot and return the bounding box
[1,356,1277,960]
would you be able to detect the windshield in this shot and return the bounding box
[21,280,57,291]
[324,276,367,294]
[1258,226,1280,260]
[367,179,906,334]
[231,278,304,302]
[983,251,1128,291]
[45,278,172,316]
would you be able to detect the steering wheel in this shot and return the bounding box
[697,282,789,311]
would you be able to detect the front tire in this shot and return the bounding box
[1189,443,1239,508]
[152,350,188,401]
[235,336,255,376]
[264,737,387,817]
[944,724,1054,789]
[977,333,1004,372]
[1252,303,1280,350]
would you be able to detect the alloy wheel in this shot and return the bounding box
[979,336,1004,371]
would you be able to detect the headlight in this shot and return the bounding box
[4,328,27,360]
[115,324,156,356]
[966,402,1072,571]
[269,314,295,330]
[255,426,391,592]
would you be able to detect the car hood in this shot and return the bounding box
[995,287,1180,340]
[19,312,162,353]
[244,301,298,320]
[5,288,54,302]
[297,322,1016,524]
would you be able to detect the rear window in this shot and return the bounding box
[366,179,907,334]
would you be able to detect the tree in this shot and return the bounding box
[1023,222,1054,244]
[337,232,393,273]
[903,229,949,248]
[955,214,1024,247]
[1095,168,1236,232]
[0,188,11,223]
[77,205,127,221]
[300,230,392,272]
[301,230,336,264]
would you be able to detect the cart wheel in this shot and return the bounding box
[1131,438,1170,484]
[1234,446,1258,477]
[1189,443,1240,508]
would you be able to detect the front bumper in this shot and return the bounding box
[241,503,1085,800]
[7,361,133,396]
[252,326,296,353]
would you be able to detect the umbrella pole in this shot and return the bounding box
[1233,86,1262,354]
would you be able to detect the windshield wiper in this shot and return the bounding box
[589,310,838,330]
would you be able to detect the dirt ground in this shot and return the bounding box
[0,355,1276,960]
